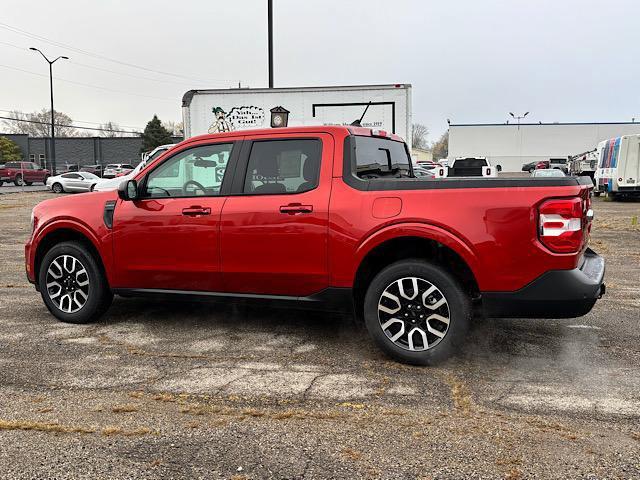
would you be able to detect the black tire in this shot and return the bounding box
[25,181,33,186]
[363,259,471,365]
[594,191,601,197]
[42,175,49,185]
[14,174,23,186]
[90,183,96,192]
[52,182,64,194]
[38,241,113,324]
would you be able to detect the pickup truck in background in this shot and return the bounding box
[440,157,498,177]
[25,126,605,365]
[0,161,50,186]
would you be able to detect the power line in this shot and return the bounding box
[0,115,141,134]
[0,39,230,88]
[0,109,143,131]
[0,21,241,84]
[0,63,176,102]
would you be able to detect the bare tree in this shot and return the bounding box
[99,121,126,137]
[412,123,429,149]
[162,120,184,137]
[2,109,79,137]
[431,131,449,160]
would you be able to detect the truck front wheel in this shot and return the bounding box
[38,241,113,324]
[363,259,471,365]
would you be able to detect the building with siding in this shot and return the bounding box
[448,122,640,172]
[0,134,182,171]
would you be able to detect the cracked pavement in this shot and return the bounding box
[0,192,639,479]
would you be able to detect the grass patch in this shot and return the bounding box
[0,419,94,434]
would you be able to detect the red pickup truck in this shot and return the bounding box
[25,126,605,364]
[0,161,50,186]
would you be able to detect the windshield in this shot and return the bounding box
[105,164,119,169]
[353,136,411,178]
[534,169,564,177]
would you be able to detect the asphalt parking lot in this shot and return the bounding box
[0,191,638,479]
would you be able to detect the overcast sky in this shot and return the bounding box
[1,0,639,140]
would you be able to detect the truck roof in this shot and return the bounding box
[183,125,406,144]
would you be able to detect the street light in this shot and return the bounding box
[509,111,529,128]
[30,47,69,175]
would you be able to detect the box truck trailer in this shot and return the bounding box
[182,84,412,142]
[594,134,640,199]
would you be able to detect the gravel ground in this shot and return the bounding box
[0,192,638,479]
[0,184,48,194]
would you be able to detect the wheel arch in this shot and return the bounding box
[34,224,109,290]
[352,227,480,320]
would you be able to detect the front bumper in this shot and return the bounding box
[482,248,605,319]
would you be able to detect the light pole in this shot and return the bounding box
[268,0,273,88]
[509,111,529,129]
[30,47,68,175]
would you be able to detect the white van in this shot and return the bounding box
[594,135,640,198]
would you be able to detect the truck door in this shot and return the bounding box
[220,133,333,296]
[112,139,240,291]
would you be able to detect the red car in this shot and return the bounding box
[25,126,605,364]
[0,161,50,186]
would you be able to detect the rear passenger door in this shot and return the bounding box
[220,133,334,296]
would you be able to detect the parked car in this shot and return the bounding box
[26,126,604,365]
[62,164,81,173]
[102,163,134,179]
[532,168,566,177]
[46,172,101,194]
[413,167,436,178]
[93,144,176,192]
[0,161,50,186]
[522,160,550,173]
[80,165,104,177]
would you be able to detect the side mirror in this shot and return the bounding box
[118,179,139,201]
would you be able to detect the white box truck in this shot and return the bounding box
[594,134,640,199]
[182,84,412,142]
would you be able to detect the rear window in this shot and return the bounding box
[453,158,488,168]
[122,164,134,169]
[105,164,119,169]
[353,136,411,178]
[5,162,20,168]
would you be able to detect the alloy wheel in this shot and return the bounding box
[377,277,451,351]
[45,255,90,313]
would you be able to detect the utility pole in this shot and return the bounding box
[30,47,68,175]
[268,0,274,88]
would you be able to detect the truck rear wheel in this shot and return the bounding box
[38,241,113,324]
[363,259,471,365]
[14,174,23,186]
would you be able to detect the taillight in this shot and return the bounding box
[538,197,584,253]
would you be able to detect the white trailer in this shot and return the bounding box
[594,134,640,198]
[182,84,412,142]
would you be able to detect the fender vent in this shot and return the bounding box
[103,200,116,229]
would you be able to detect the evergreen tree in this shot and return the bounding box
[0,136,23,163]
[140,115,173,153]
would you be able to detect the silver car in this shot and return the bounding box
[46,172,100,194]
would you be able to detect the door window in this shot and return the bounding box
[243,139,321,194]
[144,143,233,198]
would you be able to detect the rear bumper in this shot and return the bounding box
[481,248,605,319]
